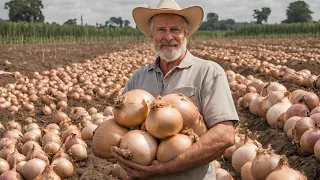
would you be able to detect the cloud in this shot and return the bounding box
[0,0,319,26]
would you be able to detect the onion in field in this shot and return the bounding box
[113,89,154,128]
[241,93,259,108]
[285,104,309,120]
[216,168,234,180]
[22,141,41,156]
[22,132,40,144]
[249,97,264,116]
[283,116,301,140]
[53,110,69,124]
[0,138,16,150]
[157,133,196,163]
[250,148,280,180]
[259,91,287,118]
[0,143,15,160]
[232,138,258,172]
[289,89,306,104]
[119,130,158,165]
[52,157,74,179]
[43,142,61,156]
[300,128,320,155]
[241,162,254,180]
[145,98,183,139]
[265,157,306,180]
[64,133,87,152]
[311,107,320,115]
[310,113,320,126]
[25,145,49,164]
[0,166,22,179]
[81,123,98,141]
[0,158,10,174]
[295,92,319,111]
[35,165,61,180]
[68,144,88,161]
[261,82,287,97]
[266,97,292,128]
[7,121,22,131]
[292,117,316,143]
[7,149,25,168]
[161,93,207,136]
[22,158,47,180]
[92,118,128,160]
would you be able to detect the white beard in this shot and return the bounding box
[154,38,187,62]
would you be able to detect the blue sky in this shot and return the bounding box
[0,0,319,26]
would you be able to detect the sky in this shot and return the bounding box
[0,0,319,26]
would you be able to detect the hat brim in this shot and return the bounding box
[133,6,204,40]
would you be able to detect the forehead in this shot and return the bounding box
[151,14,185,27]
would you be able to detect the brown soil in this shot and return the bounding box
[1,39,320,180]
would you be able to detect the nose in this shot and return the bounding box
[163,31,174,41]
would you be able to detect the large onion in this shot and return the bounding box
[250,148,280,180]
[266,97,292,128]
[295,92,319,111]
[35,165,61,180]
[119,130,158,165]
[292,117,316,143]
[300,128,320,155]
[161,93,207,136]
[157,133,195,163]
[241,93,259,108]
[68,144,88,162]
[259,91,286,118]
[283,116,301,140]
[232,139,258,172]
[113,89,154,128]
[241,162,254,180]
[265,157,306,180]
[285,103,309,120]
[92,118,128,160]
[52,157,74,179]
[261,82,287,97]
[81,123,98,141]
[0,158,10,174]
[22,158,46,180]
[145,99,183,139]
[249,97,264,116]
[7,149,25,168]
[0,166,22,179]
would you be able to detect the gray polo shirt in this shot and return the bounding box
[122,50,239,180]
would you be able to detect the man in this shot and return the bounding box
[110,0,239,179]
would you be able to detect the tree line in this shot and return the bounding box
[2,0,318,31]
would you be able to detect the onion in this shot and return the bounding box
[3,130,22,140]
[46,124,60,131]
[22,132,40,144]
[157,133,195,163]
[7,149,25,169]
[161,93,207,136]
[24,123,40,132]
[314,139,320,161]
[292,117,316,143]
[52,157,74,179]
[25,145,49,164]
[61,127,81,142]
[232,139,258,172]
[0,166,22,179]
[241,162,255,180]
[16,161,25,176]
[0,138,16,150]
[259,91,287,118]
[88,107,98,115]
[56,100,68,110]
[283,116,301,140]
[53,109,69,124]
[0,158,10,174]
[81,123,98,141]
[119,130,158,165]
[250,148,280,180]
[300,128,320,155]
[241,93,259,108]
[42,105,52,115]
[41,132,62,146]
[145,99,183,139]
[7,121,22,131]
[22,141,41,156]
[68,144,88,162]
[43,142,60,156]
[310,113,320,127]
[216,168,234,180]
[266,97,292,128]
[285,104,309,120]
[113,89,154,128]
[249,97,264,116]
[311,107,320,115]
[22,158,47,180]
[289,89,307,104]
[0,143,15,160]
[265,157,306,180]
[261,82,287,97]
[103,106,113,116]
[92,118,128,159]
[223,145,236,160]
[213,160,221,168]
[64,134,87,152]
[36,165,61,180]
[295,92,319,111]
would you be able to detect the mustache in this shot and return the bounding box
[159,40,179,48]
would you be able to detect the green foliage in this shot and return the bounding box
[4,0,44,22]
[253,7,271,24]
[282,1,313,23]
[63,19,77,25]
[200,12,248,31]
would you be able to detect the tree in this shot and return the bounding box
[4,0,44,22]
[63,19,77,25]
[282,1,313,23]
[253,7,271,24]
[124,20,130,27]
[207,12,219,23]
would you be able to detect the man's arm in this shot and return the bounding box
[159,120,235,175]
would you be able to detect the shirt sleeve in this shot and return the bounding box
[200,71,239,128]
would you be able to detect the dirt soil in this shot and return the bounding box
[1,40,320,180]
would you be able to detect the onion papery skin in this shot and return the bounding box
[216,168,234,180]
[250,149,280,180]
[81,123,98,141]
[156,134,193,163]
[314,139,320,161]
[52,158,74,179]
[145,99,183,139]
[119,130,158,166]
[0,167,22,180]
[68,144,88,162]
[266,97,292,128]
[249,97,264,116]
[285,104,309,120]
[283,116,301,140]
[113,89,154,128]
[259,91,286,118]
[7,149,25,169]
[300,128,320,155]
[231,142,258,172]
[265,159,307,180]
[310,113,320,127]
[92,118,128,159]
[311,107,320,116]
[293,117,316,143]
[0,158,10,174]
[289,89,307,104]
[64,134,87,152]
[261,82,287,97]
[295,92,320,112]
[35,165,61,180]
[241,93,259,108]
[240,162,255,180]
[22,158,47,180]
[161,93,207,136]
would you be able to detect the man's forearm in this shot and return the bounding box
[159,121,235,175]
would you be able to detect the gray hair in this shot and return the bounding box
[148,14,190,38]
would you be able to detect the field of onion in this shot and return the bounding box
[0,39,319,179]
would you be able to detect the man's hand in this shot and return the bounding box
[110,146,165,180]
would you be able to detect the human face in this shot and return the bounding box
[151,14,188,62]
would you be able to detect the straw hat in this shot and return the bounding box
[132,0,204,39]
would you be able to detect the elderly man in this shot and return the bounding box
[110,0,239,179]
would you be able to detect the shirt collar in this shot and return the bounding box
[148,50,194,71]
